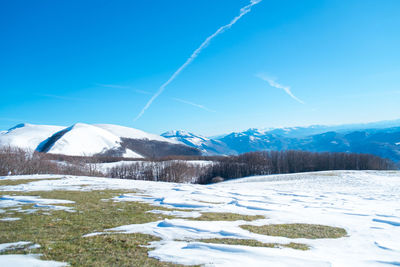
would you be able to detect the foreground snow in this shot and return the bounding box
[0,242,66,267]
[0,254,66,267]
[1,171,400,266]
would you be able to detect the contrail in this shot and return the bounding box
[134,0,263,121]
[172,97,215,113]
[257,74,305,104]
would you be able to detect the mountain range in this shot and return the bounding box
[1,120,400,162]
[0,123,199,158]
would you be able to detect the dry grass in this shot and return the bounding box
[0,190,188,266]
[241,223,347,239]
[194,212,264,221]
[199,238,309,250]
[0,178,61,186]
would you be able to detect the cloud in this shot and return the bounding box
[172,97,215,113]
[134,0,263,121]
[257,74,305,104]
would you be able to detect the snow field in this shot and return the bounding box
[0,171,399,266]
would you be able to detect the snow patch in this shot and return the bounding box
[0,195,75,212]
[0,241,31,252]
[0,217,20,221]
[0,254,66,267]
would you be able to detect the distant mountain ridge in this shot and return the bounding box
[162,120,400,162]
[161,130,235,156]
[1,119,400,161]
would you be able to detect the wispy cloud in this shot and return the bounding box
[172,97,215,113]
[134,0,263,121]
[257,74,305,104]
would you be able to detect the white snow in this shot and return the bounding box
[146,209,202,218]
[0,217,20,221]
[0,122,182,157]
[47,123,121,156]
[162,130,234,155]
[0,194,75,212]
[0,241,32,252]
[122,148,143,158]
[95,124,180,144]
[0,123,64,151]
[0,254,67,267]
[0,242,65,266]
[1,171,400,266]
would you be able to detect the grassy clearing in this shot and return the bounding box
[0,178,61,186]
[241,223,347,239]
[199,238,309,250]
[0,190,185,266]
[0,187,333,265]
[194,212,264,222]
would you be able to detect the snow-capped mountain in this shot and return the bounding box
[217,126,400,161]
[162,122,400,162]
[218,128,289,154]
[1,120,400,161]
[1,123,200,158]
[0,123,65,151]
[37,123,138,157]
[161,130,234,155]
[95,124,181,144]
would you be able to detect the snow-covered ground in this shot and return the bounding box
[1,171,400,266]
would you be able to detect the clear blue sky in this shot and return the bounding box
[1,0,400,136]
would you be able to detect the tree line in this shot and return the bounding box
[196,150,395,184]
[0,146,396,183]
[0,146,103,177]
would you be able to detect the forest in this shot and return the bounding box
[0,146,396,184]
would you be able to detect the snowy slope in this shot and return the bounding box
[162,130,234,155]
[36,123,196,158]
[44,123,122,156]
[1,171,399,266]
[96,124,180,144]
[1,123,197,158]
[0,123,65,151]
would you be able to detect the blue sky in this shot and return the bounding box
[1,0,400,136]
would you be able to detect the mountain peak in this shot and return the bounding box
[162,130,200,139]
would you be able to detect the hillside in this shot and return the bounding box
[0,123,201,158]
[0,123,65,151]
